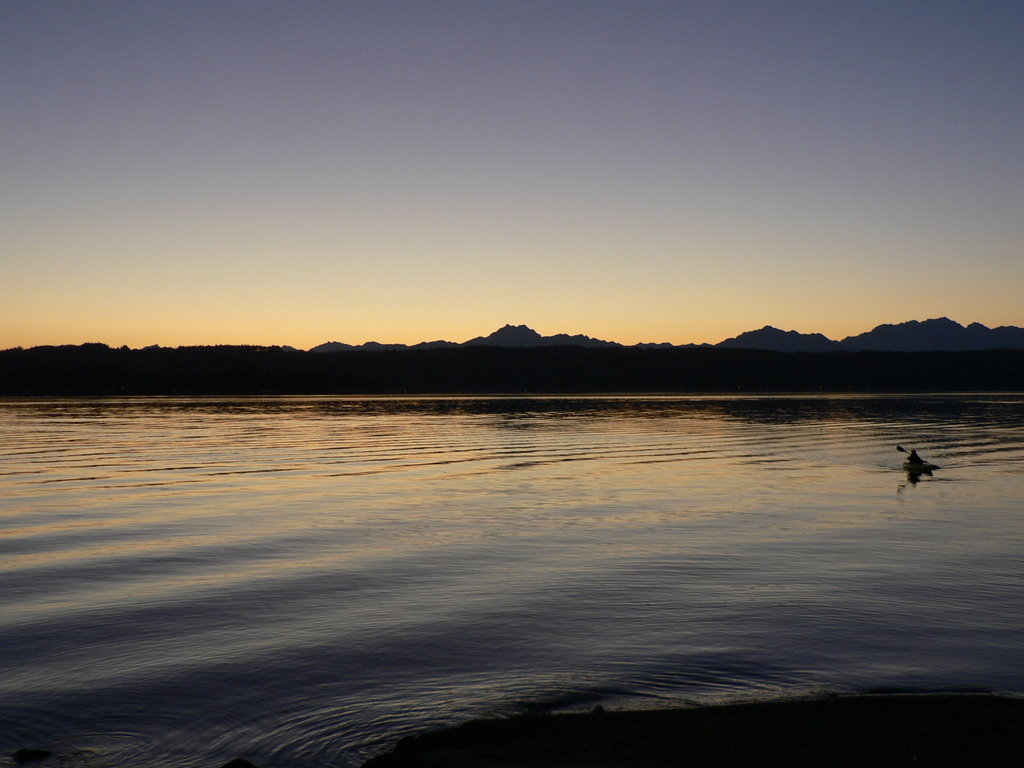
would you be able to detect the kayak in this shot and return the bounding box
[896,446,939,473]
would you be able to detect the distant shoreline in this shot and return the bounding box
[3,345,1024,396]
[362,693,1024,767]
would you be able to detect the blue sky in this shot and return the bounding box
[3,1,1022,348]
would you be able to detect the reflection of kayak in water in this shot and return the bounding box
[897,445,940,473]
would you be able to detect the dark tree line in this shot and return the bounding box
[1,343,1023,395]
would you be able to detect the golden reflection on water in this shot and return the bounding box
[2,395,1024,768]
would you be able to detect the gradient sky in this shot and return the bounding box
[3,1,1022,349]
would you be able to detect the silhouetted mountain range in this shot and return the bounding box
[721,318,1024,352]
[840,318,1024,352]
[308,319,1024,353]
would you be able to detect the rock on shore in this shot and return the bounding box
[362,694,1024,767]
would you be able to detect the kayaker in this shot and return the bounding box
[898,445,939,472]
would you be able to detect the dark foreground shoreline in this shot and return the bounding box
[3,344,1024,394]
[362,694,1024,767]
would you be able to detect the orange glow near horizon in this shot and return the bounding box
[6,305,1024,352]
[3,3,1022,353]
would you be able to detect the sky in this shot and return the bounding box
[3,1,1022,349]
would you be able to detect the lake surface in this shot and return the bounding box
[2,395,1023,767]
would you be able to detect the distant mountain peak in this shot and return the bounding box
[717,326,839,352]
[480,324,545,344]
[462,324,616,348]
[308,340,356,353]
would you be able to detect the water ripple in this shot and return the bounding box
[2,395,1023,767]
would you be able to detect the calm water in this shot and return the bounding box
[2,395,1023,767]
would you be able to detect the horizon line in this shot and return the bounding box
[5,316,1022,353]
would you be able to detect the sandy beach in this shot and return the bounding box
[362,694,1024,767]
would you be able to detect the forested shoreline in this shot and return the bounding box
[2,344,1023,395]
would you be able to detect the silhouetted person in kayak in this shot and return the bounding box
[897,448,929,466]
[897,444,937,468]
